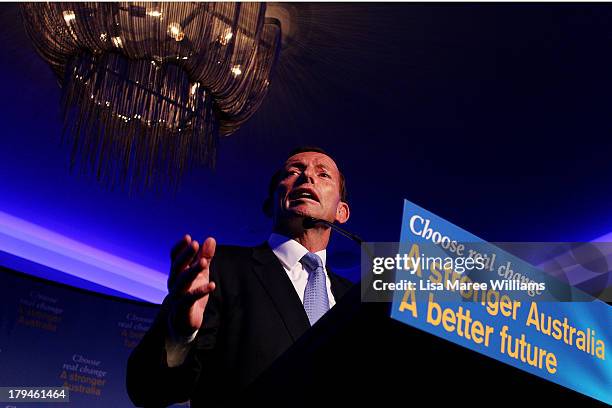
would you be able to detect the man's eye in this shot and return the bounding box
[287,170,300,176]
[319,173,331,179]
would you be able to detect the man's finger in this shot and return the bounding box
[181,282,216,305]
[200,237,216,260]
[172,257,209,293]
[189,238,205,268]
[168,240,199,291]
[170,234,191,261]
[185,237,214,272]
[171,240,199,276]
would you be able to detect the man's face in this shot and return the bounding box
[272,151,349,224]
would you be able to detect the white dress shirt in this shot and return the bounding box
[267,233,336,308]
[165,234,335,367]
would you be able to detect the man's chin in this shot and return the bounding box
[282,206,320,221]
[286,209,312,219]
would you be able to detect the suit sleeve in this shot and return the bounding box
[126,265,223,407]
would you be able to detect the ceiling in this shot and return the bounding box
[1,3,612,300]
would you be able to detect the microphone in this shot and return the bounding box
[304,217,381,301]
[303,217,363,244]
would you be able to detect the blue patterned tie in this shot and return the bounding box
[300,252,329,325]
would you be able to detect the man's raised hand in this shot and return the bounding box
[167,235,217,337]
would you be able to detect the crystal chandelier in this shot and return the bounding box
[20,3,281,189]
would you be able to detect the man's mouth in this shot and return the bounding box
[287,188,320,203]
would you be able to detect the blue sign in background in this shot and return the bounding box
[391,199,611,405]
[0,267,186,408]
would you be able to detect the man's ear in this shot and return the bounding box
[335,201,350,224]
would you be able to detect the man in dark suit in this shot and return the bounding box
[126,147,354,407]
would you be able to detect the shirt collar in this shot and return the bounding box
[268,233,327,270]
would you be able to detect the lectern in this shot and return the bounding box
[236,284,600,406]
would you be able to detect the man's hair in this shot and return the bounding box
[262,146,348,217]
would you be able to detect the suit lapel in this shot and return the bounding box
[251,243,311,340]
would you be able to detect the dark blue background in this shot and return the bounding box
[1,4,611,297]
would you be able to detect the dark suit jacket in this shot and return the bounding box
[126,242,353,407]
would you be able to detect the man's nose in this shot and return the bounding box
[297,167,316,184]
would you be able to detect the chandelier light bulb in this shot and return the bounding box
[111,36,123,48]
[167,22,184,42]
[231,64,242,77]
[62,10,75,25]
[219,28,233,45]
[146,9,163,18]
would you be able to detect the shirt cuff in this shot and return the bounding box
[165,314,198,367]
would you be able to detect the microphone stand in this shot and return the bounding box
[303,217,394,303]
[302,217,364,244]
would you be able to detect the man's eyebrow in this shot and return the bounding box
[284,161,306,169]
[284,161,336,172]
